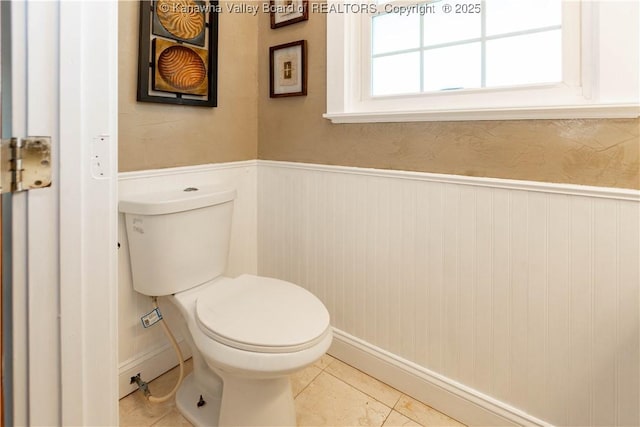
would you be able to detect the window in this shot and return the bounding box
[325,0,640,123]
[371,0,562,96]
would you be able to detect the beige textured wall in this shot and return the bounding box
[257,10,640,189]
[119,4,639,187]
[119,1,258,172]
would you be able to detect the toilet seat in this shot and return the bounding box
[195,275,331,354]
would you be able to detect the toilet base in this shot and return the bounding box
[217,373,296,427]
[175,371,296,427]
[176,374,221,427]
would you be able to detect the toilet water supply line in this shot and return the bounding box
[133,297,185,403]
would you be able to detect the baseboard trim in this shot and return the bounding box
[329,328,552,427]
[118,340,192,399]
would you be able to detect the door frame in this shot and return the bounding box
[8,2,119,425]
[59,1,119,424]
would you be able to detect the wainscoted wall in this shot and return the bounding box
[116,160,639,425]
[257,161,640,427]
[117,161,257,397]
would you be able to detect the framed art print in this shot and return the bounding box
[270,0,308,29]
[137,0,219,107]
[269,40,307,98]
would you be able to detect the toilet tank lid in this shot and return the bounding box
[119,186,236,215]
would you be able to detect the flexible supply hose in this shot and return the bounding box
[147,297,185,404]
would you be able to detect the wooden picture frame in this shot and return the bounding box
[270,0,308,29]
[269,40,307,98]
[137,0,219,107]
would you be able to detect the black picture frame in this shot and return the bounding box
[137,0,219,107]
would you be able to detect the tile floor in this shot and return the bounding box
[119,354,465,427]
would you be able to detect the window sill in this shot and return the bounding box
[323,104,640,124]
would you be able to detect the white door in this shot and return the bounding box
[5,1,118,425]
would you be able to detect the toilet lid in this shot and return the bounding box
[195,275,331,353]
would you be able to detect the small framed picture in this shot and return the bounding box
[270,0,308,29]
[269,40,307,98]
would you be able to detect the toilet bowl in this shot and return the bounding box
[169,274,332,426]
[120,186,332,426]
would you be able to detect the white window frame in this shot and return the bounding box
[324,0,640,123]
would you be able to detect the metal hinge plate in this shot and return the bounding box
[0,136,52,194]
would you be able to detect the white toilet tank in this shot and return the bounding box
[119,186,236,296]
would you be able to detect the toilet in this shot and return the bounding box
[120,186,332,426]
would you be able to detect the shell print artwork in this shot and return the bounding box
[139,0,217,106]
[156,0,206,41]
[157,45,207,91]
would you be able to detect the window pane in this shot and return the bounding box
[372,52,421,96]
[423,0,481,46]
[486,0,561,36]
[423,43,481,91]
[372,13,420,55]
[486,30,562,87]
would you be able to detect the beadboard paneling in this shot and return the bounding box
[257,161,640,426]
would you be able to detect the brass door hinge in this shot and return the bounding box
[0,137,52,194]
